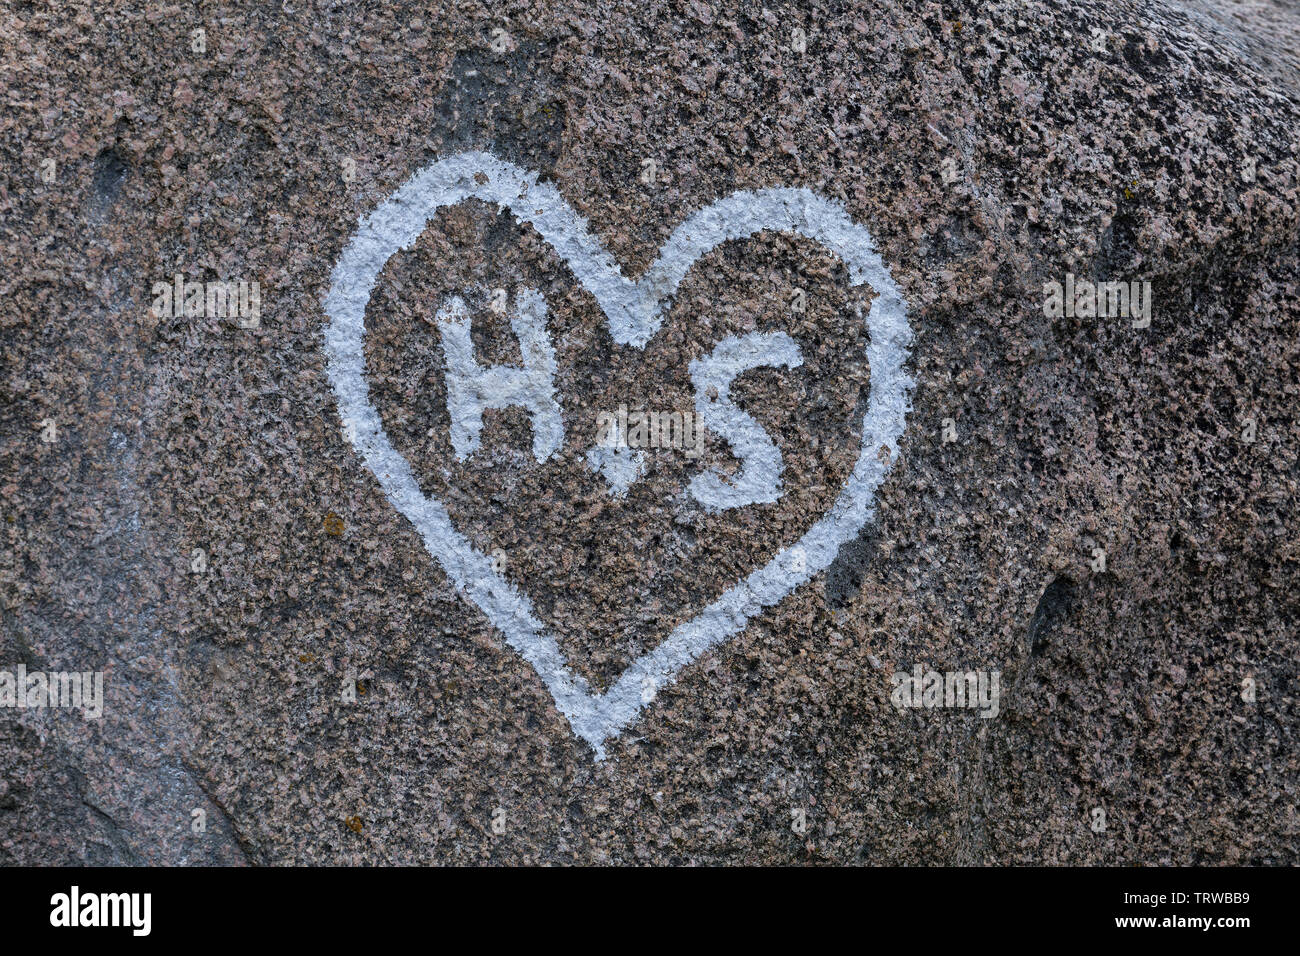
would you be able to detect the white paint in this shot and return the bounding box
[585,443,645,497]
[435,287,563,463]
[689,331,802,511]
[324,150,914,759]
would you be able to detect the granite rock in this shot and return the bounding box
[2,0,1298,864]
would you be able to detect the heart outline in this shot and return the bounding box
[324,151,913,758]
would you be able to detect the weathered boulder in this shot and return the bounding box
[2,0,1297,864]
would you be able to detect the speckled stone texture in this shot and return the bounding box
[2,0,1298,864]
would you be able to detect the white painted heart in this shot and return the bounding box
[324,151,913,758]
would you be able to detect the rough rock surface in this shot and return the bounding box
[2,0,1298,864]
